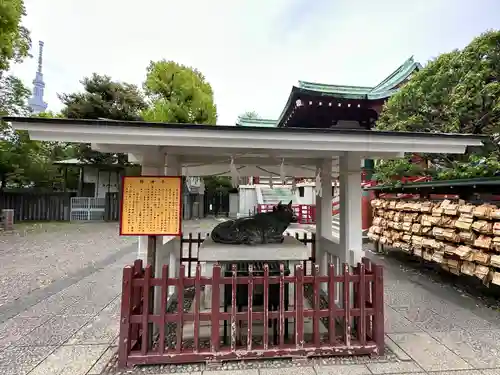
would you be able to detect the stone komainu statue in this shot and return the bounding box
[211,200,298,245]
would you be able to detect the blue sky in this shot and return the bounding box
[10,0,500,125]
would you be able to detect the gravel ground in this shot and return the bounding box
[104,351,396,374]
[0,222,136,310]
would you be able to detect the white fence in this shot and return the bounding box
[70,197,106,221]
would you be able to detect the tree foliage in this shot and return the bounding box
[0,78,72,189]
[139,60,220,189]
[141,60,217,124]
[240,111,260,119]
[203,176,233,192]
[0,75,30,116]
[59,73,147,164]
[0,1,53,189]
[374,30,500,183]
[0,0,31,73]
[372,159,427,186]
[433,154,500,180]
[59,73,146,121]
[0,74,30,188]
[374,154,500,186]
[376,30,500,137]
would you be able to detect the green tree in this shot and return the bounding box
[5,132,64,189]
[377,30,500,137]
[235,111,261,125]
[26,114,80,190]
[375,30,500,180]
[377,31,500,138]
[376,50,462,134]
[59,73,146,121]
[0,83,72,189]
[0,75,30,117]
[0,0,31,73]
[240,111,260,119]
[0,74,31,188]
[33,112,79,161]
[372,159,427,186]
[141,60,217,124]
[59,73,147,164]
[140,60,219,189]
[34,110,63,118]
[0,2,68,189]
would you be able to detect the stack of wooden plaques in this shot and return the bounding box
[368,198,500,286]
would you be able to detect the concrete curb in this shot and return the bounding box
[384,335,413,361]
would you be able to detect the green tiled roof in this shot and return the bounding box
[296,56,422,100]
[369,56,423,97]
[297,82,372,100]
[274,56,422,126]
[235,117,277,127]
[236,57,422,127]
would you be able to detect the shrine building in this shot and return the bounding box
[237,56,421,131]
[236,56,423,228]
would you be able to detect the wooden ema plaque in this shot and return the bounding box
[120,176,182,236]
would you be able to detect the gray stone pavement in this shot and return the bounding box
[0,222,137,320]
[2,220,500,374]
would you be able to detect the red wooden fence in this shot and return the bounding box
[118,257,384,367]
[257,203,339,224]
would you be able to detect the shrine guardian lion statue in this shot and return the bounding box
[211,201,298,245]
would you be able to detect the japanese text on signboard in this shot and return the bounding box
[120,176,182,235]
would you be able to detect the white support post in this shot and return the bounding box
[319,158,332,278]
[315,165,322,257]
[164,154,181,298]
[339,152,364,266]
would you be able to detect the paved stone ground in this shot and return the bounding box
[0,222,136,320]
[0,219,221,375]
[2,219,500,374]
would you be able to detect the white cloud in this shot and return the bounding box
[10,0,500,125]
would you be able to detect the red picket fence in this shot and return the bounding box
[257,203,339,224]
[118,257,384,367]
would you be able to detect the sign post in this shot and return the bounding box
[119,176,183,344]
[119,176,182,236]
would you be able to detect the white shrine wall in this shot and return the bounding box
[82,168,120,198]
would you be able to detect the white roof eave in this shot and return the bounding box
[11,121,484,156]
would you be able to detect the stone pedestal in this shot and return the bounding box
[198,236,309,309]
[229,193,239,218]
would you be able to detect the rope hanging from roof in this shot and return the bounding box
[291,178,297,193]
[315,169,322,197]
[229,157,240,188]
[184,167,191,190]
[280,158,286,184]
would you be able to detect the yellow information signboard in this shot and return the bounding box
[119,176,182,236]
